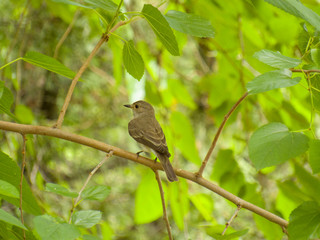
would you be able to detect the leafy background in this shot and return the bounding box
[1,0,320,239]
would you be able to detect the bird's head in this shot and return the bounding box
[124,100,155,117]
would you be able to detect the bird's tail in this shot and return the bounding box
[156,153,178,182]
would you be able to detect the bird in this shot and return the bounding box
[124,100,178,182]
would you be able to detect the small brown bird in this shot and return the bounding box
[124,100,178,182]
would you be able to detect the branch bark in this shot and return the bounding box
[0,120,288,228]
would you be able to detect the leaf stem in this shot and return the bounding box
[306,72,316,138]
[0,58,23,71]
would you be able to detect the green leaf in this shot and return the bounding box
[189,194,213,221]
[248,123,309,170]
[253,49,301,68]
[277,180,309,204]
[82,235,101,240]
[288,201,320,240]
[309,140,320,174]
[15,104,34,124]
[211,149,245,195]
[254,214,283,239]
[0,180,19,198]
[246,69,301,95]
[123,40,144,80]
[168,79,196,109]
[0,209,27,230]
[84,0,118,12]
[71,210,102,228]
[23,51,77,79]
[134,172,163,224]
[142,4,179,56]
[34,215,81,240]
[264,0,320,31]
[311,49,320,67]
[0,87,18,121]
[170,111,201,165]
[50,0,92,8]
[211,229,249,239]
[294,164,320,200]
[0,151,41,215]
[45,183,78,198]
[165,10,214,38]
[169,179,189,230]
[81,185,111,201]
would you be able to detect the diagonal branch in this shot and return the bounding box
[222,205,241,235]
[54,19,127,129]
[154,170,173,240]
[196,92,248,177]
[0,120,288,229]
[68,151,113,223]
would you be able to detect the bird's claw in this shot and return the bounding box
[136,151,144,158]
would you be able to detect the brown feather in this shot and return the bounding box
[128,117,170,157]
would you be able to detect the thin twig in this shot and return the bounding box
[20,134,27,240]
[154,170,173,240]
[306,72,317,138]
[54,14,127,129]
[54,11,80,59]
[0,120,289,228]
[222,205,241,235]
[291,69,320,73]
[196,92,249,177]
[2,0,30,81]
[68,151,113,223]
[237,14,245,89]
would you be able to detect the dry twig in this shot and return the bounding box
[196,92,248,177]
[222,205,241,235]
[68,151,113,223]
[154,170,173,240]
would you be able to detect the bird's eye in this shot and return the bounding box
[135,104,139,108]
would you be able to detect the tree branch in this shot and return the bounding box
[54,20,127,129]
[196,92,248,177]
[0,120,288,229]
[154,170,173,240]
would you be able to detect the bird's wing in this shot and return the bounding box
[128,118,170,157]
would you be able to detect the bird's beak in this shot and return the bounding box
[124,104,132,108]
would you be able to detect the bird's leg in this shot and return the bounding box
[154,157,158,163]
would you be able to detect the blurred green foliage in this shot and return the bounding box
[1,0,320,239]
